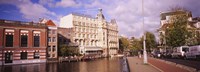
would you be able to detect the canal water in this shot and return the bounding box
[0,57,129,72]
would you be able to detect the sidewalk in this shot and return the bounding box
[127,57,160,72]
[148,57,189,72]
[127,56,190,72]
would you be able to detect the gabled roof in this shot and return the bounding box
[46,20,56,26]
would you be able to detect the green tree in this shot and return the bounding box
[129,37,142,55]
[165,13,188,47]
[119,37,130,52]
[60,45,80,56]
[145,32,157,52]
[130,37,142,51]
[140,32,157,52]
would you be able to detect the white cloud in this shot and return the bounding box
[18,2,56,21]
[0,0,58,22]
[55,0,80,8]
[1,0,200,39]
[82,0,200,39]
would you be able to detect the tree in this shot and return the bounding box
[145,32,157,52]
[165,12,189,47]
[140,32,157,52]
[129,37,142,51]
[60,45,80,56]
[129,37,142,55]
[119,37,130,52]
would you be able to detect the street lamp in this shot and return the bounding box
[142,0,148,64]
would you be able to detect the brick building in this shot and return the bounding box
[40,19,58,60]
[0,19,47,65]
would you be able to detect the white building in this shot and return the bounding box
[60,9,119,57]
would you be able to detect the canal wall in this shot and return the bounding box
[125,57,130,72]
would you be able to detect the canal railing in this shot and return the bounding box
[58,55,104,62]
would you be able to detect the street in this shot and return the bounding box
[162,58,200,71]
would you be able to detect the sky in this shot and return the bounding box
[0,0,200,39]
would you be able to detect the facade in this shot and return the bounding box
[40,19,58,59]
[57,27,79,56]
[158,10,200,51]
[60,9,119,57]
[0,19,47,65]
[107,20,119,55]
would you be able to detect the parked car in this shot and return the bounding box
[185,45,200,60]
[171,46,189,59]
[151,50,162,58]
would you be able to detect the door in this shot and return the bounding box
[5,52,13,63]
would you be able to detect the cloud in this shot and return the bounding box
[1,0,200,39]
[82,0,200,39]
[55,0,81,8]
[0,0,57,22]
[18,2,56,21]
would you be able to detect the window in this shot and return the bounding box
[91,41,93,46]
[48,37,51,42]
[52,30,55,34]
[5,29,14,47]
[79,34,81,37]
[34,51,40,59]
[82,22,85,26]
[79,28,81,32]
[52,54,55,57]
[52,46,56,52]
[78,22,81,25]
[5,52,13,63]
[33,31,40,47]
[21,31,28,47]
[6,34,13,47]
[20,52,27,60]
[91,35,93,38]
[48,30,51,34]
[47,54,50,57]
[82,28,85,32]
[87,34,89,38]
[52,37,56,42]
[48,46,51,52]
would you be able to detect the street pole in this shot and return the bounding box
[142,0,148,64]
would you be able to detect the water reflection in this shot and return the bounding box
[1,57,125,72]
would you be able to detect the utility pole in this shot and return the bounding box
[142,0,148,64]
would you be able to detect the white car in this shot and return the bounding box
[185,45,200,59]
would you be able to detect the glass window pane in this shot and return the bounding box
[6,35,13,47]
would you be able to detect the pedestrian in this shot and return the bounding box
[138,51,141,58]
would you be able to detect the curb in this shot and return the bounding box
[153,58,197,72]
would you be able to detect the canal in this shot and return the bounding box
[0,57,129,72]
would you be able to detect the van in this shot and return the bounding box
[171,46,189,58]
[185,45,200,59]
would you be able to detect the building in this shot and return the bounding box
[40,19,58,60]
[158,10,200,51]
[60,9,119,57]
[57,27,78,56]
[107,19,119,55]
[0,19,47,65]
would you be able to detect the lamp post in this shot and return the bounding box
[142,0,148,64]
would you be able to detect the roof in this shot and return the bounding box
[160,10,192,20]
[71,12,95,19]
[46,20,56,26]
[159,24,170,30]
